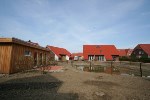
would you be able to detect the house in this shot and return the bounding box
[83,45,119,61]
[71,53,83,61]
[118,49,133,57]
[131,44,150,59]
[127,49,133,57]
[0,38,52,74]
[118,49,127,57]
[46,46,71,61]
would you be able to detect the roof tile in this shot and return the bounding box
[83,45,119,60]
[47,46,71,57]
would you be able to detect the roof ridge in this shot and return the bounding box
[83,44,115,46]
[47,45,66,49]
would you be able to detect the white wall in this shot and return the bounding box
[74,56,78,60]
[54,55,70,61]
[104,57,106,61]
[66,55,69,60]
[55,54,59,61]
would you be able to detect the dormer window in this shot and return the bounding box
[96,45,100,48]
[24,50,31,56]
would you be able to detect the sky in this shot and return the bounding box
[0,0,150,53]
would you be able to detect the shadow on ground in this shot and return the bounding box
[0,74,79,100]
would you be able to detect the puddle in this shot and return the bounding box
[75,65,150,77]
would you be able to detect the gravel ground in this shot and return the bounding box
[0,62,150,100]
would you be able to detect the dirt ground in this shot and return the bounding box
[0,62,150,100]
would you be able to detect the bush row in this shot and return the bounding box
[119,56,150,63]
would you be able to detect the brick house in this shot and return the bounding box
[131,44,150,59]
[71,53,83,61]
[83,45,119,61]
[118,49,133,57]
[46,46,71,61]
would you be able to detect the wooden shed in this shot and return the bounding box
[0,38,52,74]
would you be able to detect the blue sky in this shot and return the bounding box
[0,0,150,53]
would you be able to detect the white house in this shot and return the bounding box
[47,45,71,61]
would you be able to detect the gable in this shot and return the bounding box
[47,46,71,57]
[134,44,150,56]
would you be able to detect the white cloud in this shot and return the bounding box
[0,0,149,52]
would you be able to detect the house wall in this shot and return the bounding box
[66,56,69,60]
[112,55,119,61]
[73,56,83,61]
[73,56,78,60]
[0,43,12,74]
[49,50,55,61]
[10,43,51,74]
[54,54,59,61]
[79,56,83,60]
[61,55,66,61]
[127,49,133,57]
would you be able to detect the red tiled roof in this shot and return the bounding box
[47,45,71,58]
[118,49,132,56]
[127,49,133,56]
[137,44,150,55]
[118,49,127,56]
[71,53,83,58]
[118,49,133,57]
[83,45,119,60]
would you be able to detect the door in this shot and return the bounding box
[39,53,43,65]
[34,52,38,66]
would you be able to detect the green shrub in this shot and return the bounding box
[139,57,150,63]
[130,57,150,63]
[119,56,130,61]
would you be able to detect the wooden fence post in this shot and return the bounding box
[90,61,92,72]
[140,62,142,77]
[111,61,113,75]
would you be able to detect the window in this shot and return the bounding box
[139,51,142,54]
[98,55,104,61]
[24,50,31,56]
[88,55,94,61]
